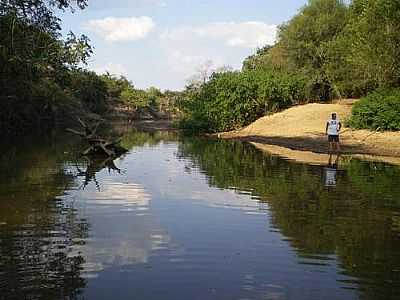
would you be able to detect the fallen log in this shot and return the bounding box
[67,118,127,157]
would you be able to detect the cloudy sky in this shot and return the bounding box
[61,0,307,90]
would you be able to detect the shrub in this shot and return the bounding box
[348,89,400,131]
[178,70,307,133]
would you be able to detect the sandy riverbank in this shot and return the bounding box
[217,100,400,165]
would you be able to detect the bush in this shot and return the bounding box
[178,70,307,133]
[348,89,400,131]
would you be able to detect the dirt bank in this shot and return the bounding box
[218,100,400,162]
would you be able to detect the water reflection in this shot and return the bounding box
[2,129,400,300]
[73,155,122,190]
[177,138,400,300]
[324,154,340,187]
[67,158,171,280]
[0,134,88,300]
[0,129,175,299]
[66,177,172,280]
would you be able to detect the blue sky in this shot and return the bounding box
[61,0,307,90]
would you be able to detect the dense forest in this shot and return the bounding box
[178,0,400,133]
[0,0,179,137]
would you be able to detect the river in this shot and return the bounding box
[1,127,400,300]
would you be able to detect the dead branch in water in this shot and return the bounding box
[67,117,127,157]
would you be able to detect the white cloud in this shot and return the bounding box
[84,20,277,90]
[161,21,277,49]
[84,16,155,42]
[92,63,128,76]
[157,21,277,88]
[168,50,206,73]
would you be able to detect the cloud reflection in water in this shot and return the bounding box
[67,180,171,278]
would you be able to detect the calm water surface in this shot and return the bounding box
[1,128,400,300]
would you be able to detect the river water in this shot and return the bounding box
[1,128,400,300]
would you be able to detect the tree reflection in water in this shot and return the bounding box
[177,138,400,300]
[0,135,89,300]
[2,129,400,300]
[74,155,122,191]
[0,130,154,299]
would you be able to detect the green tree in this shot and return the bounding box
[69,70,109,113]
[347,0,400,90]
[100,73,132,100]
[121,87,150,111]
[277,0,349,100]
[147,86,163,107]
[179,70,307,133]
[0,0,92,135]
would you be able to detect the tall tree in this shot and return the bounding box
[276,0,349,99]
[0,0,92,134]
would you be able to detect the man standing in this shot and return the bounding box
[325,113,342,153]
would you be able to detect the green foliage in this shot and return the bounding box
[120,87,151,109]
[178,70,307,133]
[0,1,88,34]
[100,73,132,99]
[276,0,349,100]
[322,0,400,97]
[0,1,178,136]
[348,89,400,130]
[0,1,93,135]
[2,0,400,135]
[278,0,349,69]
[348,0,400,90]
[69,70,108,113]
[179,0,400,133]
[118,84,177,116]
[242,46,277,72]
[244,0,400,100]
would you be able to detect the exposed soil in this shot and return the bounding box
[217,100,400,164]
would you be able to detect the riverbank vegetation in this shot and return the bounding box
[2,0,399,137]
[178,70,308,133]
[347,89,400,130]
[178,0,400,133]
[0,1,178,137]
